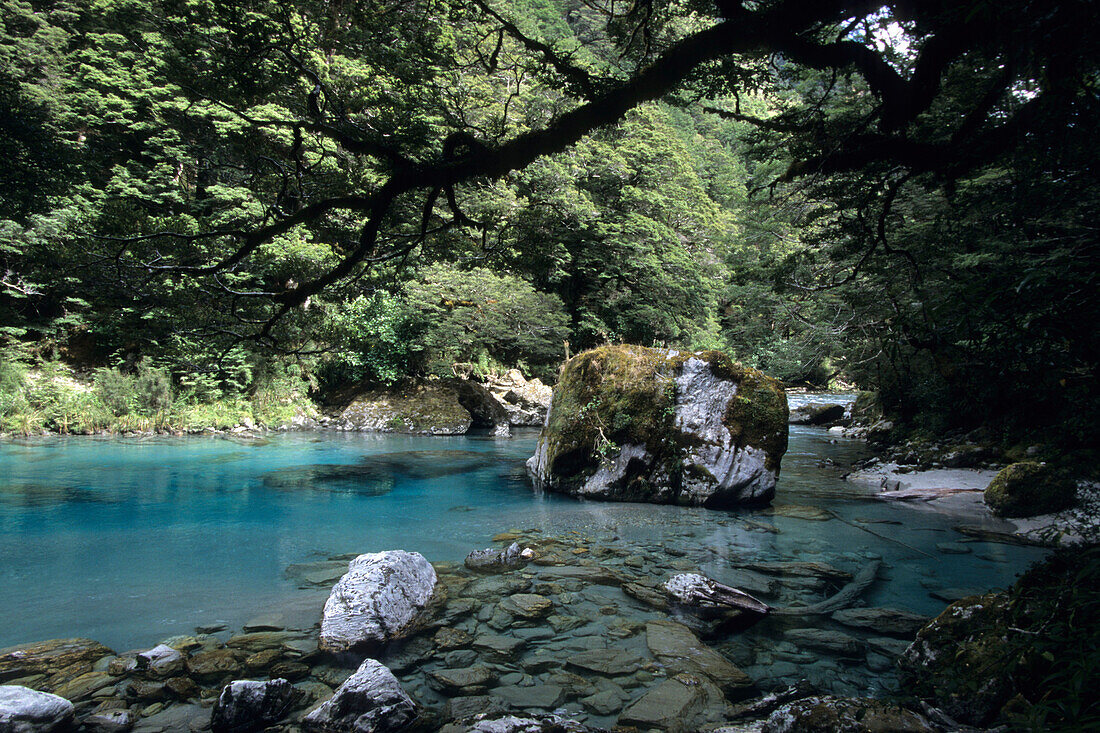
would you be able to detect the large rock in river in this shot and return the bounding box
[320,551,438,652]
[526,346,787,507]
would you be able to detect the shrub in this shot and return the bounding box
[93,367,135,416]
[132,359,172,414]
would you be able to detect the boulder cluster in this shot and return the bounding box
[330,371,552,437]
[2,520,982,733]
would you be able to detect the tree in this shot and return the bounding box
[78,0,1096,344]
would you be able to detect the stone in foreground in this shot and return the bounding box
[210,679,301,733]
[0,685,75,733]
[527,346,787,507]
[320,550,438,652]
[302,659,418,732]
[0,638,114,681]
[645,620,755,697]
[617,673,726,732]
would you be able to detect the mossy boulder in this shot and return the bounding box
[331,378,509,435]
[526,345,788,507]
[899,547,1100,728]
[984,461,1076,517]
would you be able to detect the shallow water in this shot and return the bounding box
[0,400,1045,702]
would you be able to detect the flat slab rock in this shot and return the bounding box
[0,638,114,680]
[319,550,438,652]
[831,607,931,637]
[618,673,726,732]
[566,649,647,676]
[645,620,754,696]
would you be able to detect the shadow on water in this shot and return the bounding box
[0,484,124,507]
[356,449,500,479]
[260,464,396,496]
[259,449,505,495]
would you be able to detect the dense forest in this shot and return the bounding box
[2,0,1097,448]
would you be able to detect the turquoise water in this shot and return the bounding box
[0,413,1046,661]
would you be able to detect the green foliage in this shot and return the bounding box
[93,366,136,416]
[318,291,412,388]
[402,263,571,380]
[1005,546,1100,730]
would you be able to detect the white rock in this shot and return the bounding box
[0,685,75,733]
[302,659,418,732]
[319,551,438,652]
[135,644,184,678]
[676,357,776,504]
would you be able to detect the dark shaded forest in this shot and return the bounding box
[2,0,1097,447]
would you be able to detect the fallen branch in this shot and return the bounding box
[772,560,882,616]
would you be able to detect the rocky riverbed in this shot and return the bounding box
[1,523,962,733]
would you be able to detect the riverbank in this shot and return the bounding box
[0,367,551,440]
[843,454,1100,547]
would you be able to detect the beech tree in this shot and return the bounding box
[71,0,1097,338]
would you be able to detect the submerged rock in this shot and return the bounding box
[302,659,419,732]
[210,678,301,733]
[645,620,755,697]
[0,685,75,732]
[526,346,788,507]
[618,673,726,732]
[319,550,438,652]
[831,607,930,638]
[464,543,536,574]
[785,628,863,658]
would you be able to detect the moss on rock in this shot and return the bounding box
[333,379,473,434]
[899,546,1100,729]
[984,461,1077,517]
[528,345,788,506]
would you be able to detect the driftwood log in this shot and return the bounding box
[772,560,882,616]
[664,573,770,616]
[877,487,980,502]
